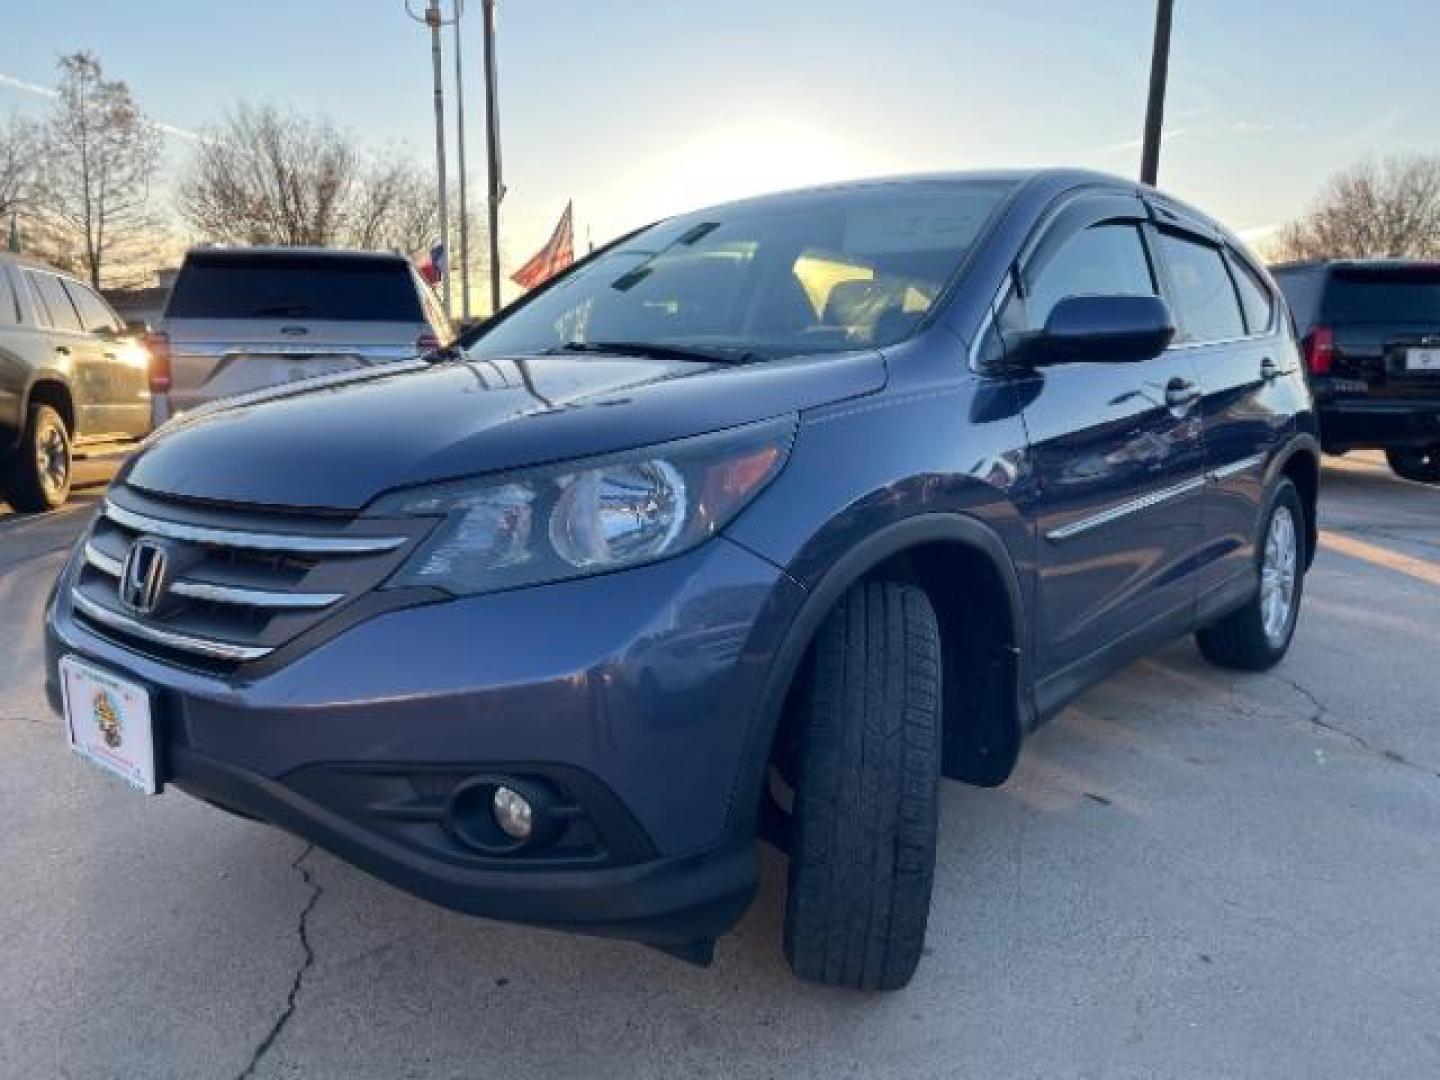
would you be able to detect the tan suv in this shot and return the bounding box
[0,254,151,511]
[148,247,453,422]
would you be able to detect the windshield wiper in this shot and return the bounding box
[546,340,764,365]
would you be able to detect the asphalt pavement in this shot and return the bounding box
[1,453,1437,1080]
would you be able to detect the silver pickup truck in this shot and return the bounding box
[0,254,151,511]
[149,247,453,423]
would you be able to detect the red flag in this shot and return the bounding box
[511,201,574,290]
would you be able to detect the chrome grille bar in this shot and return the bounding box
[83,543,343,610]
[71,592,273,662]
[102,501,406,555]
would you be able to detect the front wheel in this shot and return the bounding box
[1385,446,1440,484]
[3,403,72,512]
[1196,478,1306,672]
[783,579,942,992]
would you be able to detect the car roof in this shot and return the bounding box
[0,251,90,283]
[1270,258,1440,274]
[180,246,410,263]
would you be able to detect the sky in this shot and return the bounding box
[3,0,1437,277]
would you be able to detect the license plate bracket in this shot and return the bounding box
[59,656,159,794]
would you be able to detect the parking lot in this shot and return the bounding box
[1,451,1437,1080]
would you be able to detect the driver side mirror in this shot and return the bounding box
[1031,294,1176,365]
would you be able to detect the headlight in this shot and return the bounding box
[373,417,795,596]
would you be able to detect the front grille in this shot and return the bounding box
[71,486,430,670]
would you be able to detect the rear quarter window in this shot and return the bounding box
[27,271,84,333]
[166,254,425,322]
[1228,254,1274,334]
[1271,268,1325,334]
[0,265,19,324]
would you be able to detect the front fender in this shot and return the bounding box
[722,372,1036,830]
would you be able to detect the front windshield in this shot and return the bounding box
[471,179,1016,360]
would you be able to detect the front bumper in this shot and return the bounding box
[46,535,804,946]
[1317,395,1440,451]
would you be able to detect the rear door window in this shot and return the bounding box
[166,255,425,321]
[63,279,123,334]
[28,272,84,332]
[1322,267,1440,324]
[1156,232,1245,343]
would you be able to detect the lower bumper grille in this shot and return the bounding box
[70,486,428,669]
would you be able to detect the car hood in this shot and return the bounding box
[125,350,886,511]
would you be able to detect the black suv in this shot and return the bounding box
[1272,260,1440,482]
[46,170,1318,991]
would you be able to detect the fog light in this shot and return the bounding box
[492,785,533,840]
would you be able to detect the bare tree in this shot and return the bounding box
[347,157,440,253]
[1271,155,1440,262]
[41,52,161,287]
[0,113,38,222]
[180,104,359,246]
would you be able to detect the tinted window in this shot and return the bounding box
[63,279,121,334]
[28,272,83,332]
[166,254,425,321]
[1023,223,1156,330]
[1323,266,1440,324]
[1157,232,1244,342]
[1272,267,1325,333]
[1229,255,1273,334]
[471,180,1017,359]
[0,266,18,325]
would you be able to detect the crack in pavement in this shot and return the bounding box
[1271,673,1440,783]
[237,845,322,1080]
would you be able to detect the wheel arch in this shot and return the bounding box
[727,512,1034,837]
[23,373,77,440]
[1269,434,1320,570]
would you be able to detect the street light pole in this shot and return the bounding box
[452,1,472,320]
[406,0,453,314]
[1140,0,1175,187]
[482,0,503,316]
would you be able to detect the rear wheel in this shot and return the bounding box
[3,403,72,512]
[1196,479,1305,672]
[782,579,942,992]
[1385,446,1440,484]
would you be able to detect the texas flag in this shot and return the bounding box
[415,240,447,286]
[511,202,574,290]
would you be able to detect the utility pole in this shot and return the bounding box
[1140,0,1175,187]
[482,0,504,316]
[406,0,454,313]
[452,1,472,320]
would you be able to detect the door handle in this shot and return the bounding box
[1165,377,1201,411]
[1260,356,1280,381]
[54,345,71,357]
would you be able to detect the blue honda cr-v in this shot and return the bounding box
[45,169,1318,991]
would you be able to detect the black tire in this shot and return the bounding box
[783,579,942,992]
[3,403,72,512]
[1195,478,1306,672]
[1385,446,1440,484]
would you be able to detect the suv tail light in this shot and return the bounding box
[142,331,172,392]
[416,331,441,352]
[1303,325,1334,375]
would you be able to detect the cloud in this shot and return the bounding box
[1,69,204,143]
[0,72,58,98]
[1094,128,1190,156]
